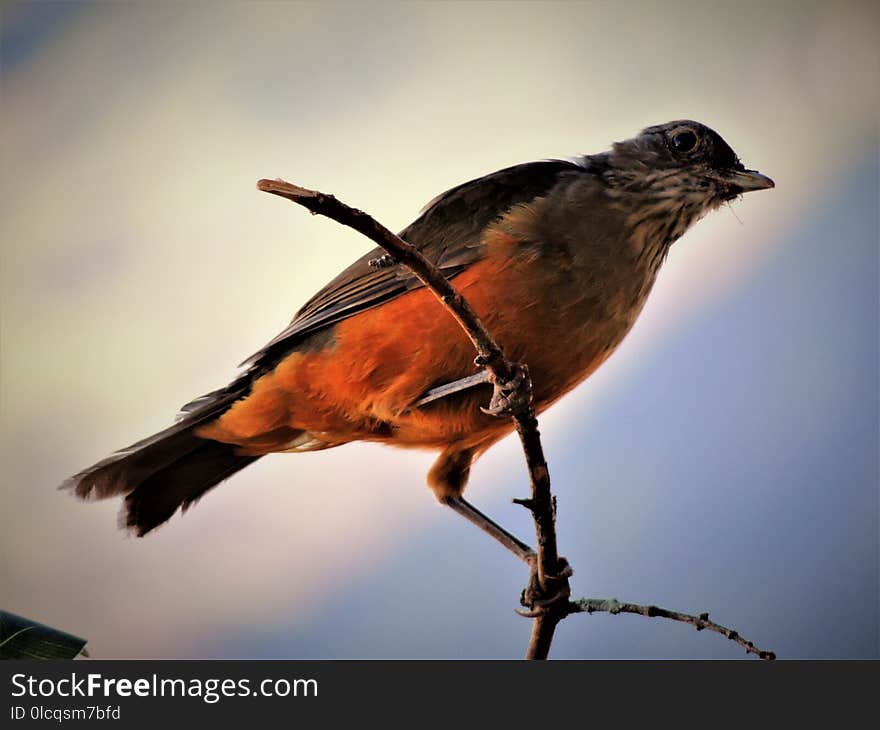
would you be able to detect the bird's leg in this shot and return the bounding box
[445,496,571,610]
[430,448,567,607]
[442,496,535,563]
[431,448,534,562]
[413,358,533,416]
[414,363,532,418]
[414,370,493,407]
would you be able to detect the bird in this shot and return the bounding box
[63,120,774,546]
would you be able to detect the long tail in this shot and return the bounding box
[62,387,259,536]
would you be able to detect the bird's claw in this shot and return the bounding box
[481,363,532,417]
[517,554,572,616]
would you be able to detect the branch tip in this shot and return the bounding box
[512,497,534,510]
[568,597,774,660]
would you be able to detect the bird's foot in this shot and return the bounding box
[518,554,573,616]
[481,362,532,417]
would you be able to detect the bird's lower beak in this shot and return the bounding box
[725,168,775,193]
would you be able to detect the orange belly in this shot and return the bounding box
[196,239,617,456]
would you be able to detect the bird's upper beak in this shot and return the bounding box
[725,168,775,193]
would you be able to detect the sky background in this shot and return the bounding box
[1,0,877,659]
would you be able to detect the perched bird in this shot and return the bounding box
[64,120,774,543]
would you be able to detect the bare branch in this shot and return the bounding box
[567,598,776,660]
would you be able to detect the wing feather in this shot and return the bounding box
[182,159,587,414]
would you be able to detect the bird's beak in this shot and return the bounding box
[725,168,775,193]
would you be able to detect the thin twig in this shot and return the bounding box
[567,598,775,660]
[258,177,567,659]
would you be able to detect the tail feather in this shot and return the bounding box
[122,440,260,536]
[62,385,259,536]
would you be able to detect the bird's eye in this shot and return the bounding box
[671,129,699,153]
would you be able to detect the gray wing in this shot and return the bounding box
[242,159,587,368]
[178,159,588,417]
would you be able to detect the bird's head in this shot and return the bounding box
[606,119,773,203]
[599,120,774,246]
